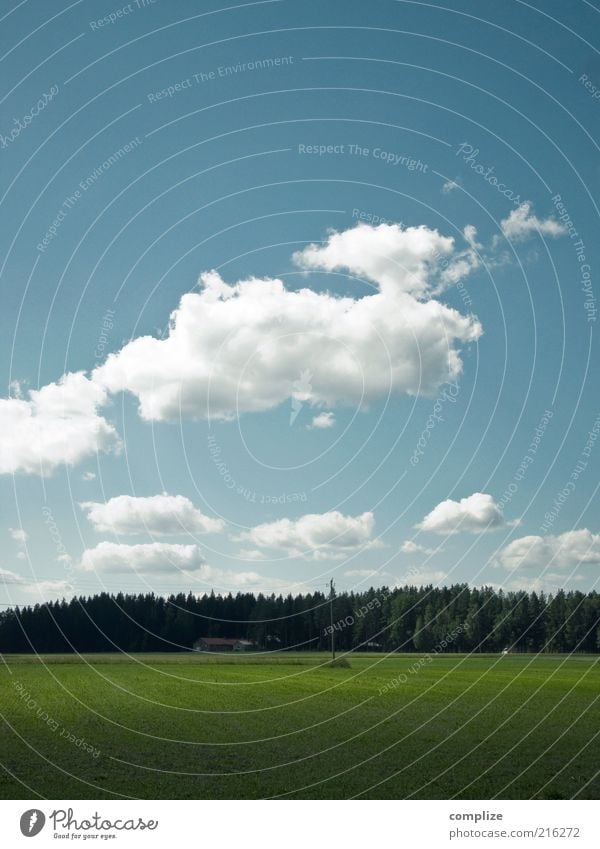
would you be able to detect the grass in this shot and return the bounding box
[0,652,598,799]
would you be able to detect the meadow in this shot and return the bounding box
[0,652,598,799]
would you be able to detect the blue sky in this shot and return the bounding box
[1,0,599,606]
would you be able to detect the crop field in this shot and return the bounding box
[0,653,598,800]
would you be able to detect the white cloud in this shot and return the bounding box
[400,540,436,555]
[309,411,336,429]
[57,553,73,568]
[498,529,600,571]
[9,528,27,544]
[9,380,23,399]
[9,528,27,560]
[0,568,26,585]
[80,494,224,536]
[0,372,120,475]
[298,221,482,299]
[344,569,385,579]
[293,222,457,297]
[93,225,482,421]
[496,574,573,594]
[237,510,380,560]
[442,179,460,194]
[418,492,513,535]
[0,569,75,597]
[192,564,307,594]
[435,226,482,289]
[79,541,207,574]
[82,471,97,481]
[236,548,265,561]
[395,569,448,586]
[25,579,75,598]
[500,202,567,242]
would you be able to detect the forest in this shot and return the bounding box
[1,584,599,654]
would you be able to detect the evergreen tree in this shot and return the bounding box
[0,585,597,655]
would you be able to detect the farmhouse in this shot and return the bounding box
[193,637,257,652]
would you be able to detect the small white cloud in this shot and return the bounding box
[0,568,26,585]
[236,548,265,561]
[82,471,97,481]
[9,528,27,544]
[499,575,568,593]
[498,529,600,571]
[79,541,207,574]
[395,569,448,586]
[25,579,75,598]
[442,179,460,194]
[0,569,75,598]
[309,411,336,429]
[9,528,27,560]
[400,540,436,555]
[463,224,481,250]
[0,372,120,476]
[418,492,514,535]
[194,564,307,594]
[237,510,381,560]
[344,569,386,579]
[499,201,567,242]
[9,380,23,399]
[80,494,224,536]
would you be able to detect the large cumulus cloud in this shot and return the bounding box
[93,223,482,421]
[0,373,120,475]
[498,529,600,571]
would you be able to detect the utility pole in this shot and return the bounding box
[329,578,336,662]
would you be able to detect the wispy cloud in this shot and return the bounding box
[499,201,567,242]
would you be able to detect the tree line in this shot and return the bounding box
[0,584,599,654]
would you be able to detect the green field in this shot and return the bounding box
[1,653,598,799]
